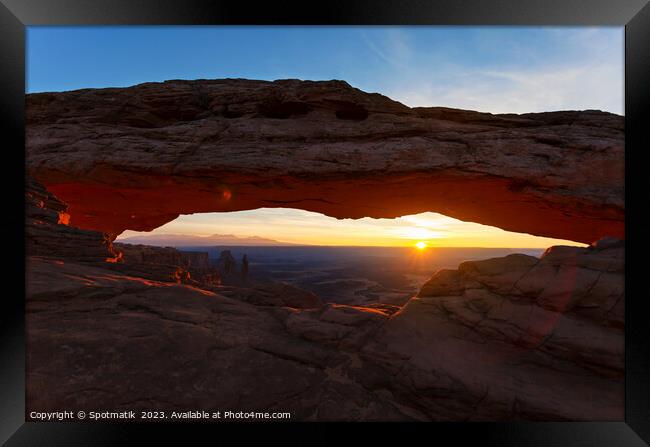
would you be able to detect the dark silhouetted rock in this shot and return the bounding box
[217,250,237,276]
[109,242,220,286]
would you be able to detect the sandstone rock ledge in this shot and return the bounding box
[26,176,118,262]
[361,239,623,420]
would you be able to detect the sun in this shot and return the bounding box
[415,241,427,250]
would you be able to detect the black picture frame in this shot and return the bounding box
[1,0,649,445]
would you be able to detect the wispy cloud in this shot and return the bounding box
[391,62,622,114]
[361,27,623,114]
[360,29,414,70]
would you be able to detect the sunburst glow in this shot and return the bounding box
[117,208,587,248]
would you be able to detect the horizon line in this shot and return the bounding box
[116,243,562,250]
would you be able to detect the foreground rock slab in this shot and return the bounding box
[364,239,623,420]
[27,238,623,420]
[26,257,407,421]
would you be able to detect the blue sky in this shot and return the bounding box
[27,26,623,114]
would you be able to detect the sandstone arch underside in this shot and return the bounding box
[26,79,624,243]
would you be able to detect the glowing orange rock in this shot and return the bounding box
[27,79,624,244]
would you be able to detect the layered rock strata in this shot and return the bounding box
[27,79,624,243]
[26,176,118,262]
[360,239,624,420]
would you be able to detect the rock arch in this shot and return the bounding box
[26,79,624,243]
